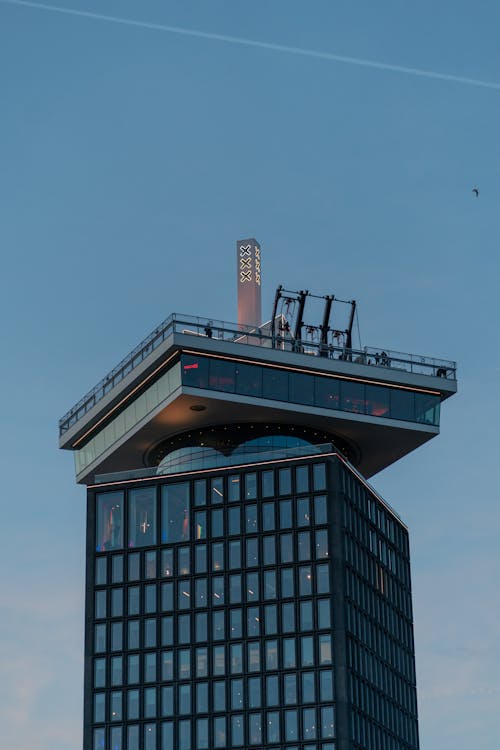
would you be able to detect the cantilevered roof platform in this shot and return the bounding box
[59,314,457,484]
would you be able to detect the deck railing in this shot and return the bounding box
[59,313,457,436]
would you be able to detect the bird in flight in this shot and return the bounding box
[472,187,479,197]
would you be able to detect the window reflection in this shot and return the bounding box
[161,483,190,544]
[128,487,156,548]
[96,492,123,552]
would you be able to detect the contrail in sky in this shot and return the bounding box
[2,0,500,91]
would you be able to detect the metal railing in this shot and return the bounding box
[59,313,457,436]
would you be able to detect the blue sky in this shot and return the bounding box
[0,1,499,748]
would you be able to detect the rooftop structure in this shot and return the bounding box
[60,239,456,750]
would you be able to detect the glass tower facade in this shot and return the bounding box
[85,452,418,750]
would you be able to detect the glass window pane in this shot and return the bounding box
[280,533,293,563]
[317,564,330,594]
[299,566,313,596]
[298,531,311,561]
[211,476,224,503]
[96,492,123,551]
[144,686,156,718]
[110,690,122,721]
[265,640,278,670]
[246,504,258,533]
[262,368,288,401]
[161,722,173,750]
[263,536,276,565]
[128,487,156,547]
[321,706,335,738]
[229,540,241,570]
[178,648,191,679]
[230,609,242,639]
[94,657,106,688]
[128,725,139,750]
[127,689,139,720]
[161,685,174,716]
[128,552,140,581]
[144,724,156,750]
[283,637,296,668]
[144,550,156,578]
[144,652,156,682]
[161,582,173,611]
[229,574,242,603]
[278,468,292,496]
[161,548,174,577]
[144,619,156,648]
[262,502,275,531]
[94,624,106,653]
[318,599,331,629]
[197,718,209,749]
[128,654,139,684]
[267,709,280,742]
[111,622,123,651]
[245,473,257,500]
[179,683,191,714]
[279,499,293,528]
[264,570,276,600]
[247,641,260,672]
[297,497,310,527]
[264,604,277,635]
[302,671,316,703]
[145,584,156,613]
[391,388,415,421]
[213,680,226,711]
[195,578,208,608]
[228,475,241,502]
[246,572,259,602]
[111,588,123,617]
[319,634,332,664]
[111,554,123,583]
[365,384,390,417]
[313,463,326,491]
[214,715,226,748]
[182,354,209,387]
[95,557,107,586]
[196,612,207,641]
[178,613,191,644]
[284,674,297,705]
[314,377,340,410]
[194,511,207,541]
[296,465,310,493]
[247,607,260,637]
[93,728,105,750]
[128,586,140,616]
[190,647,204,677]
[161,483,190,543]
[94,692,105,723]
[194,479,207,506]
[285,709,298,741]
[314,495,328,525]
[248,676,261,708]
[300,600,313,631]
[178,581,191,610]
[281,568,294,598]
[231,714,244,747]
[340,380,365,413]
[111,656,123,686]
[230,642,243,673]
[320,670,334,701]
[315,529,329,559]
[95,590,106,619]
[212,509,224,537]
[248,712,262,745]
[212,576,225,605]
[161,650,173,681]
[110,726,122,750]
[213,610,225,641]
[128,620,139,650]
[212,542,224,571]
[235,362,262,397]
[246,538,259,567]
[194,544,207,573]
[213,646,225,676]
[282,602,295,633]
[228,506,241,535]
[179,719,191,750]
[302,707,317,740]
[197,682,209,712]
[301,636,314,667]
[210,359,236,393]
[261,470,274,498]
[289,371,314,406]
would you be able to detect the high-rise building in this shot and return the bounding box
[59,246,456,750]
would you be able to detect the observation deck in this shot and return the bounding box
[59,313,457,484]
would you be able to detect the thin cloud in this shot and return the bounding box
[2,0,500,91]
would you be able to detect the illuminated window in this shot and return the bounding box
[96,492,123,552]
